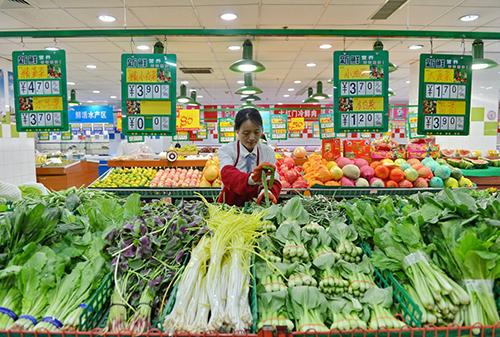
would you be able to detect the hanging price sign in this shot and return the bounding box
[121,53,176,136]
[417,54,472,135]
[333,50,389,133]
[61,131,72,140]
[312,122,320,138]
[194,122,208,139]
[270,114,288,140]
[172,131,189,141]
[13,50,69,132]
[176,109,200,131]
[218,117,235,143]
[319,114,335,139]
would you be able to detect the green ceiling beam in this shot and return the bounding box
[0,28,498,40]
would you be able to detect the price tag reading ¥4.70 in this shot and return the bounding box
[13,50,69,132]
[333,50,389,133]
[121,53,177,136]
[417,54,472,136]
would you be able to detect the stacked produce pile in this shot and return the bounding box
[0,188,142,331]
[199,157,222,188]
[344,189,499,327]
[168,144,198,156]
[300,154,469,189]
[92,168,158,188]
[163,200,266,333]
[150,168,202,187]
[442,149,499,168]
[255,198,406,332]
[105,199,207,333]
[276,157,308,189]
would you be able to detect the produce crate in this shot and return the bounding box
[157,261,259,333]
[309,186,443,198]
[78,273,113,331]
[361,243,422,328]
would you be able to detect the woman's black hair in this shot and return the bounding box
[234,108,263,131]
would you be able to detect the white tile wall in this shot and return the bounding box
[0,138,36,185]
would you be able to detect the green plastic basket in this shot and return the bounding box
[309,186,443,198]
[78,272,113,331]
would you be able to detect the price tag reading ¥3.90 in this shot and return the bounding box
[13,50,69,132]
[270,114,288,140]
[121,53,177,136]
[218,117,235,143]
[417,54,472,136]
[333,50,389,133]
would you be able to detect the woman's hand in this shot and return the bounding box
[256,190,278,205]
[250,162,275,183]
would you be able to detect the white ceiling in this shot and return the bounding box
[0,0,498,106]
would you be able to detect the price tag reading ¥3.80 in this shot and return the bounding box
[333,50,389,133]
[218,117,235,143]
[417,54,472,136]
[270,114,288,140]
[13,50,69,132]
[121,53,177,136]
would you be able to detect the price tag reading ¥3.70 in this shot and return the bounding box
[333,50,389,133]
[121,53,177,136]
[417,54,472,136]
[13,50,69,132]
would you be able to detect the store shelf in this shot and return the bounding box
[309,186,443,198]
[107,159,208,168]
[89,186,221,199]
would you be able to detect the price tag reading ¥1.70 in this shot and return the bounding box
[333,50,389,133]
[13,50,68,132]
[121,53,177,136]
[417,54,472,136]
[218,117,235,143]
[270,114,288,140]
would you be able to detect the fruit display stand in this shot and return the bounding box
[462,167,500,189]
[36,160,99,191]
[107,158,209,168]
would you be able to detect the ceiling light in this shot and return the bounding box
[409,44,424,50]
[87,100,94,103]
[306,63,317,67]
[320,44,332,50]
[277,102,283,105]
[68,89,80,106]
[110,95,117,99]
[406,80,411,84]
[459,14,479,22]
[86,64,97,69]
[303,87,319,104]
[92,90,100,94]
[177,84,192,104]
[388,88,395,96]
[283,94,290,98]
[220,13,238,21]
[312,81,329,100]
[472,39,498,70]
[67,82,75,86]
[45,46,59,51]
[187,91,201,106]
[136,45,150,51]
[98,15,116,23]
[229,39,265,73]
[198,95,204,98]
[228,45,241,51]
[241,101,257,109]
[288,88,295,92]
[235,73,263,95]
[294,80,302,84]
[241,94,261,102]
[237,80,244,84]
[486,86,493,90]
[181,80,189,85]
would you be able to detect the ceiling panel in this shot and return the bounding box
[129,6,200,27]
[380,5,452,26]
[50,0,125,8]
[2,8,87,28]
[260,4,324,25]
[65,8,144,28]
[0,12,29,29]
[318,5,380,25]
[429,7,500,28]
[196,5,259,27]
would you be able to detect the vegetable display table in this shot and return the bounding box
[462,167,500,189]
[36,160,99,190]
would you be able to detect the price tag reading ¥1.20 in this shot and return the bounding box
[270,114,288,140]
[121,53,177,136]
[333,50,389,133]
[13,50,68,132]
[218,117,235,143]
[417,54,472,136]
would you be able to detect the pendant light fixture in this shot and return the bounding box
[373,40,398,73]
[177,84,192,104]
[68,89,80,106]
[303,87,319,104]
[312,81,329,100]
[154,41,164,54]
[240,94,261,102]
[187,90,201,106]
[241,100,257,109]
[229,39,265,73]
[235,73,263,95]
[472,39,498,70]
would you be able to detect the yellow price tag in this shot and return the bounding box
[141,100,171,115]
[339,65,371,80]
[176,109,201,131]
[424,68,454,83]
[353,97,384,111]
[33,96,63,111]
[220,121,233,128]
[436,100,466,115]
[289,117,305,131]
[18,65,48,79]
[126,68,159,83]
[320,116,332,123]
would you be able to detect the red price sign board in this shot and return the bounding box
[176,109,200,131]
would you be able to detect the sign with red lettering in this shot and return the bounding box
[274,104,320,121]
